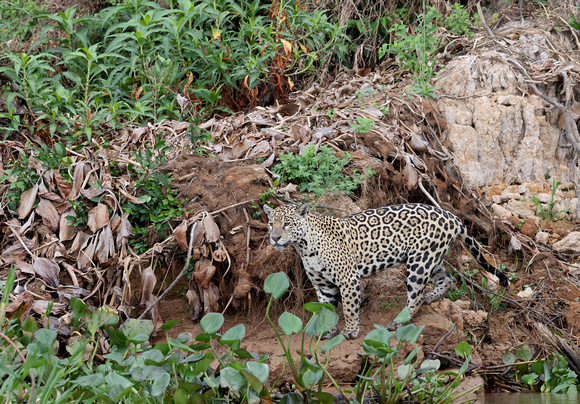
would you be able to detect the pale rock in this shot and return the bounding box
[553,232,580,254]
[491,195,502,204]
[491,203,513,221]
[505,199,539,224]
[570,198,579,221]
[536,192,561,204]
[500,192,522,202]
[515,185,527,194]
[436,53,573,187]
[535,231,550,244]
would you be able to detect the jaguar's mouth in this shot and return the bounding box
[271,240,290,251]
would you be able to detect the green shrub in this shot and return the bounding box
[272,144,373,197]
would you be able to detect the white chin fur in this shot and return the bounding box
[273,245,287,251]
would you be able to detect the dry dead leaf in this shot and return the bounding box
[32,300,66,315]
[140,267,157,306]
[81,186,106,200]
[5,291,35,320]
[18,184,38,219]
[69,231,90,259]
[95,224,115,263]
[57,285,90,300]
[186,288,202,322]
[402,155,418,190]
[87,203,109,233]
[278,103,299,116]
[77,237,96,270]
[408,133,428,152]
[194,257,217,289]
[174,221,188,251]
[15,260,35,275]
[36,199,60,232]
[1,238,34,263]
[211,241,228,262]
[202,282,219,314]
[33,257,60,288]
[53,170,72,199]
[203,215,220,243]
[117,212,135,246]
[59,207,77,242]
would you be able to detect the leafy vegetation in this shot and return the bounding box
[272,144,374,197]
[0,0,347,141]
[528,177,567,221]
[351,116,376,135]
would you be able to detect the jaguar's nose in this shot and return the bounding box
[271,234,281,243]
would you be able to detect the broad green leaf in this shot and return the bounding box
[305,307,338,337]
[121,319,154,340]
[515,345,532,361]
[363,328,392,356]
[521,373,538,385]
[246,362,269,384]
[303,302,335,313]
[278,312,303,335]
[220,367,245,391]
[240,369,263,392]
[151,373,170,396]
[264,272,289,299]
[34,329,57,349]
[321,334,345,354]
[176,332,192,343]
[502,351,516,365]
[393,306,412,325]
[200,312,224,335]
[417,359,440,373]
[396,323,424,343]
[299,358,323,387]
[220,324,245,346]
[455,341,472,359]
[397,364,414,379]
[404,346,421,364]
[160,319,182,331]
[280,392,304,404]
[314,392,334,404]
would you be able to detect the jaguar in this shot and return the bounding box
[264,202,508,339]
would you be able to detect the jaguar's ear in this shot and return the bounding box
[263,204,274,220]
[297,203,311,217]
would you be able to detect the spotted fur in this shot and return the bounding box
[264,203,509,339]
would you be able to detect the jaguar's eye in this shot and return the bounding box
[283,220,290,227]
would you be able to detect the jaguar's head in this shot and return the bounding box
[263,203,311,251]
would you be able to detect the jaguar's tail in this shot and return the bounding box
[459,228,509,287]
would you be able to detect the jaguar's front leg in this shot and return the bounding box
[338,272,362,340]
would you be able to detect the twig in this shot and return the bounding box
[427,323,455,359]
[476,3,497,41]
[138,222,197,320]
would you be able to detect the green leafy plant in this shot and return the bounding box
[379,6,442,98]
[351,116,376,135]
[272,144,374,197]
[528,177,567,221]
[356,87,374,104]
[444,4,473,36]
[504,345,579,394]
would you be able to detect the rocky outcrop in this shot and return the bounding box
[436,52,573,187]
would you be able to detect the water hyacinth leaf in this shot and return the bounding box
[278,312,303,335]
[455,341,472,359]
[404,346,421,365]
[220,324,245,346]
[397,323,424,344]
[200,312,224,334]
[321,334,345,354]
[280,392,304,404]
[240,369,263,392]
[34,328,57,349]
[159,319,182,332]
[299,358,323,387]
[314,392,334,404]
[397,364,414,380]
[521,373,538,385]
[264,271,289,299]
[220,366,245,391]
[417,359,440,374]
[121,319,154,340]
[363,328,393,357]
[305,307,338,337]
[393,306,412,325]
[246,362,269,384]
[174,331,191,343]
[303,302,335,313]
[151,373,171,396]
[18,184,38,219]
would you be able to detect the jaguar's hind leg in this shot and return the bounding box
[423,265,456,304]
